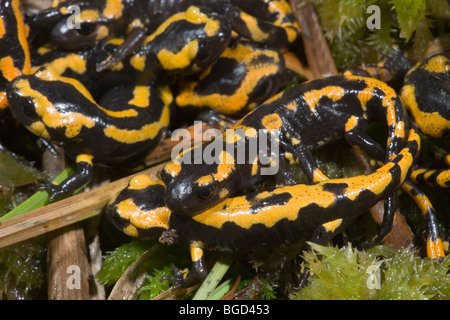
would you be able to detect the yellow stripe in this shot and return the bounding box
[103,102,170,143]
[76,154,94,166]
[12,0,31,75]
[14,78,96,138]
[0,16,5,38]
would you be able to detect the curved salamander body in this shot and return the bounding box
[401,54,450,189]
[28,0,299,73]
[6,66,172,199]
[173,39,287,117]
[109,128,440,287]
[0,0,31,110]
[161,74,408,215]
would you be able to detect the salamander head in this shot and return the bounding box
[7,66,97,142]
[160,145,239,215]
[107,175,172,240]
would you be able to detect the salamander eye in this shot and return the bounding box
[50,19,100,50]
[252,79,274,101]
[22,99,37,118]
[76,22,98,36]
[196,186,215,200]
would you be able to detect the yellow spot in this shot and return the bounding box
[225,130,244,144]
[157,40,199,71]
[145,6,218,43]
[0,92,8,110]
[128,86,150,108]
[424,55,449,74]
[127,18,144,32]
[106,38,124,45]
[196,175,213,186]
[95,25,109,41]
[401,85,450,138]
[184,6,220,36]
[164,162,182,178]
[130,55,146,72]
[291,137,300,145]
[285,101,297,111]
[261,113,282,131]
[28,121,51,140]
[45,54,87,75]
[76,154,93,166]
[115,198,171,232]
[128,174,163,190]
[303,86,345,112]
[219,188,229,199]
[0,56,22,81]
[123,225,138,237]
[0,16,5,38]
[345,116,358,132]
[37,46,52,55]
[103,0,124,19]
[244,127,258,138]
[322,219,343,232]
[79,9,100,22]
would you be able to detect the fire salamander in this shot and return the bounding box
[6,66,172,199]
[0,0,172,199]
[0,0,293,199]
[161,75,409,217]
[0,0,31,110]
[173,39,287,117]
[108,128,444,287]
[27,0,299,73]
[401,54,450,189]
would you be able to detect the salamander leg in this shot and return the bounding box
[278,139,329,182]
[401,180,445,260]
[344,116,386,160]
[39,153,94,201]
[162,241,208,289]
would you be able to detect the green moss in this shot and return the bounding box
[137,266,173,300]
[311,0,450,69]
[95,239,155,287]
[291,243,450,300]
[0,238,47,299]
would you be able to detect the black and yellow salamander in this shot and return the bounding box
[27,0,299,73]
[0,0,172,200]
[161,75,409,216]
[173,39,287,117]
[0,0,31,110]
[401,54,450,189]
[108,128,444,287]
[6,66,172,200]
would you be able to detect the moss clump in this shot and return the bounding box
[311,0,450,69]
[291,242,450,300]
